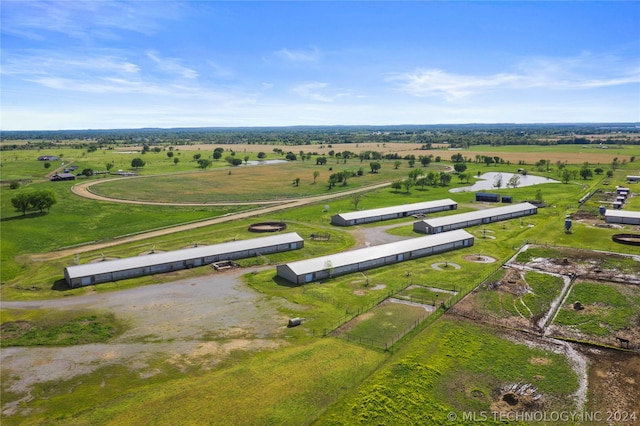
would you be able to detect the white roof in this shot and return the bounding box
[334,199,457,221]
[282,229,473,276]
[605,209,640,219]
[419,203,537,228]
[65,232,303,279]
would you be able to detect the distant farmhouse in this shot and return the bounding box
[37,155,60,161]
[50,173,76,181]
[331,199,457,226]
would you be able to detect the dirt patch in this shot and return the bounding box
[431,262,461,270]
[490,383,545,414]
[579,346,640,421]
[463,254,497,263]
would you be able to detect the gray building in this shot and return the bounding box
[413,202,538,234]
[331,199,457,226]
[276,229,474,285]
[604,209,640,225]
[65,232,304,287]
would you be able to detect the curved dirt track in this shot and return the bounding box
[33,180,391,261]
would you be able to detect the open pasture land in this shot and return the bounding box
[551,280,640,346]
[2,136,640,425]
[88,160,421,203]
[318,317,581,425]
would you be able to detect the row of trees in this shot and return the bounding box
[11,190,57,215]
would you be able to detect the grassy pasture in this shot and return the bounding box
[553,281,640,337]
[0,309,125,347]
[88,160,421,203]
[2,339,387,425]
[318,317,579,425]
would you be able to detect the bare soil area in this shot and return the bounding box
[1,268,295,416]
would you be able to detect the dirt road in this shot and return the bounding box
[31,180,391,261]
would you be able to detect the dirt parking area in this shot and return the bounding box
[1,268,295,415]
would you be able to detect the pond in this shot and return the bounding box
[450,172,559,193]
[244,159,289,166]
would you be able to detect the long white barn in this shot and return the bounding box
[331,199,457,226]
[276,229,474,285]
[65,233,304,288]
[413,203,538,234]
[604,209,640,225]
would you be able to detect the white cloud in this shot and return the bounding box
[291,82,351,102]
[389,54,640,100]
[146,52,198,80]
[275,47,321,63]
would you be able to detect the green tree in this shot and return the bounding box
[606,170,614,178]
[313,170,320,184]
[391,180,403,192]
[561,168,572,184]
[257,152,266,159]
[81,168,94,177]
[316,156,327,165]
[352,193,363,209]
[408,159,415,168]
[167,151,174,159]
[106,162,113,172]
[174,157,180,166]
[198,159,212,170]
[193,153,202,161]
[453,163,467,173]
[370,162,381,173]
[213,151,223,160]
[31,190,57,212]
[440,172,452,186]
[507,174,520,188]
[403,179,413,193]
[594,167,604,175]
[44,162,51,169]
[579,166,593,180]
[420,156,431,167]
[131,158,146,169]
[11,192,31,215]
[244,156,250,165]
[394,160,402,169]
[293,177,300,187]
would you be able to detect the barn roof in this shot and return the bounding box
[333,199,457,221]
[605,209,640,219]
[281,229,473,276]
[65,232,303,279]
[418,202,537,228]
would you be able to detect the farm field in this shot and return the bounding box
[1,133,640,425]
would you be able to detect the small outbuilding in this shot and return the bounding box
[475,192,501,203]
[38,155,60,161]
[626,176,640,183]
[276,229,474,285]
[413,202,538,234]
[50,173,76,181]
[331,199,457,226]
[604,209,640,225]
[64,232,304,287]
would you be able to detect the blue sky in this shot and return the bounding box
[1,1,639,130]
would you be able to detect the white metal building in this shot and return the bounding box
[64,232,304,287]
[413,202,538,234]
[604,209,640,225]
[331,199,457,226]
[276,229,474,284]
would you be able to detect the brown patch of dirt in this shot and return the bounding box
[530,357,551,365]
[580,346,640,423]
[490,383,545,415]
[0,321,34,340]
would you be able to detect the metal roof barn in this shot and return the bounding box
[331,199,457,226]
[64,232,304,288]
[276,229,474,285]
[605,209,640,225]
[413,203,538,234]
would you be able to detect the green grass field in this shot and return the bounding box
[2,142,640,425]
[553,281,640,337]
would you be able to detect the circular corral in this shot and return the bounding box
[612,233,640,246]
[248,222,287,233]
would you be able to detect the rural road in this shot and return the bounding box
[32,180,392,261]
